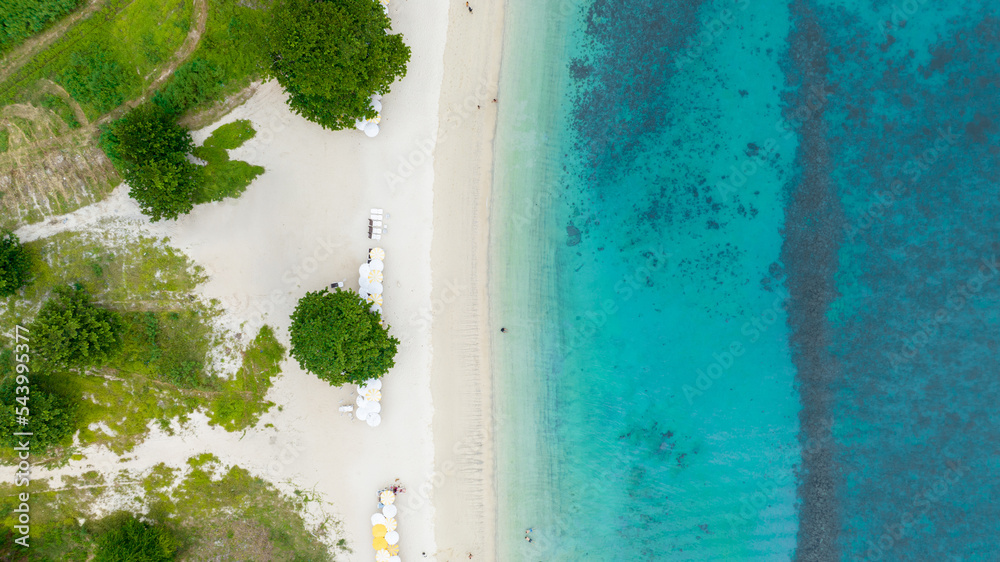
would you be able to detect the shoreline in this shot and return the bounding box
[429,0,507,558]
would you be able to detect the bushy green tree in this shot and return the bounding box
[0,230,32,297]
[0,350,78,452]
[31,285,124,368]
[289,289,399,385]
[100,104,199,221]
[94,513,177,562]
[266,0,411,130]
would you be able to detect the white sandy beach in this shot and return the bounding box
[4,0,509,559]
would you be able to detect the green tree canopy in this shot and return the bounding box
[289,289,399,385]
[0,230,32,297]
[99,104,199,221]
[0,350,78,452]
[31,285,124,368]
[94,513,178,562]
[266,0,411,130]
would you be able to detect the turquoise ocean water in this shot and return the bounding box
[491,0,999,560]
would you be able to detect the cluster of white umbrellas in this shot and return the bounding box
[371,491,401,561]
[355,95,383,137]
[356,379,383,428]
[359,247,386,316]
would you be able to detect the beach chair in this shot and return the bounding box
[369,220,383,227]
[372,234,381,241]
[371,208,384,214]
[370,214,382,221]
[338,405,353,413]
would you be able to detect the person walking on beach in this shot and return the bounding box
[466,1,473,12]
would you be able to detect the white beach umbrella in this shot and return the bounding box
[384,530,399,545]
[370,304,383,315]
[355,119,367,131]
[367,401,381,414]
[385,517,397,532]
[364,122,380,137]
[375,550,391,562]
[365,281,383,295]
[359,288,369,299]
[359,263,371,277]
[366,269,384,284]
[372,99,383,112]
[382,504,397,518]
[371,513,387,526]
[355,407,369,422]
[369,258,384,271]
[366,412,382,427]
[369,247,386,261]
[369,379,383,391]
[363,387,382,402]
[380,490,395,505]
[356,395,370,408]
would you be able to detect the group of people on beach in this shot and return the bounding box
[524,528,533,542]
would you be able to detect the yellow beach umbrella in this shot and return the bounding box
[380,490,396,505]
[370,247,385,261]
[367,293,384,306]
[363,387,382,402]
[387,544,400,556]
[385,517,397,531]
[372,524,387,538]
[373,537,388,550]
[375,549,391,562]
[367,269,383,283]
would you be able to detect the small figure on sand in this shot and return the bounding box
[466,1,472,12]
[524,536,533,542]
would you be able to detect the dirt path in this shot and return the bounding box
[97,0,209,125]
[0,0,106,84]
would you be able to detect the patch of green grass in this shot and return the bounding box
[0,456,337,560]
[153,0,267,118]
[208,324,285,431]
[205,119,256,149]
[192,119,264,203]
[0,0,193,118]
[38,92,81,129]
[0,0,84,55]
[0,232,220,461]
[0,129,8,152]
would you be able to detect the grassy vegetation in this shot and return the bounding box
[0,0,194,118]
[208,324,284,431]
[37,92,81,129]
[0,0,84,55]
[0,455,339,560]
[154,0,267,120]
[0,128,8,152]
[192,119,264,203]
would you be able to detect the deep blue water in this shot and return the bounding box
[492,0,1000,560]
